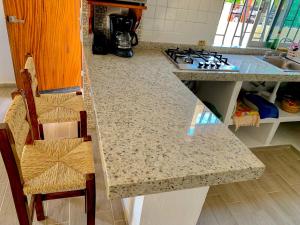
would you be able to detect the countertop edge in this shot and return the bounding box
[107,166,265,199]
[174,71,300,82]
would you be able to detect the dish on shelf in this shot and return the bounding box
[280,98,300,113]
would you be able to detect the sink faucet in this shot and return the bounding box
[276,37,299,51]
[265,38,299,58]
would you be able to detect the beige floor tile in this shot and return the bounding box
[114,220,127,225]
[96,189,112,212]
[111,199,125,221]
[69,197,86,225]
[200,146,300,225]
[0,188,19,225]
[32,220,47,225]
[95,210,114,225]
[46,199,70,224]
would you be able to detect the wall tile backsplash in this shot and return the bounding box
[140,0,224,45]
[81,0,224,45]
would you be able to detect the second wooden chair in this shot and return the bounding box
[23,55,86,139]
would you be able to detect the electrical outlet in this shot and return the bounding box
[198,40,206,47]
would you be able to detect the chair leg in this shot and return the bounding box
[85,191,87,214]
[14,195,31,225]
[80,111,87,138]
[35,194,46,221]
[77,121,81,138]
[39,124,44,140]
[86,174,96,225]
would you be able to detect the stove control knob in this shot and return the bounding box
[204,62,210,68]
[210,63,216,68]
[216,62,222,68]
[198,62,204,68]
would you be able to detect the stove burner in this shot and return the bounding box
[164,48,239,72]
[184,57,193,64]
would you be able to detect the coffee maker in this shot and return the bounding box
[109,14,138,58]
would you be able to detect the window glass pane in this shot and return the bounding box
[267,0,300,45]
[249,0,282,45]
[214,0,263,47]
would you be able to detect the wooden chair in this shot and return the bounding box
[0,93,96,225]
[23,55,86,139]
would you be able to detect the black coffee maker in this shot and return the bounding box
[109,14,138,58]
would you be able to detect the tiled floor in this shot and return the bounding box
[0,87,126,225]
[198,145,300,225]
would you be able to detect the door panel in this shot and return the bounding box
[3,0,81,90]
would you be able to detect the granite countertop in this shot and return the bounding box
[84,45,265,199]
[135,41,300,81]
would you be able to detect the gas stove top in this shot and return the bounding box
[164,48,239,72]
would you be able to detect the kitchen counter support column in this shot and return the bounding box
[122,186,209,225]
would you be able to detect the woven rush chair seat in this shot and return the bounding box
[22,138,95,195]
[35,93,84,124]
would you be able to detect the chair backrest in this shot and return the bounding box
[0,94,33,225]
[20,69,40,140]
[1,94,31,181]
[24,55,39,97]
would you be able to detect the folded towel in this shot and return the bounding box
[233,100,260,131]
[243,94,279,119]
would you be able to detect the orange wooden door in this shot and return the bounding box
[3,0,81,91]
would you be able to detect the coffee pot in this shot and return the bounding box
[109,14,138,58]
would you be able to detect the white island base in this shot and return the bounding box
[122,186,209,225]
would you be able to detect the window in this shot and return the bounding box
[266,0,300,46]
[214,0,300,48]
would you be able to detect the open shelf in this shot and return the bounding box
[193,80,299,148]
[276,102,300,122]
[271,122,300,149]
[229,126,266,148]
[228,117,277,126]
[228,102,300,126]
[229,123,277,148]
[87,0,147,9]
[87,0,147,33]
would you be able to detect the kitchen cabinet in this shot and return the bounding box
[3,0,82,90]
[87,0,147,33]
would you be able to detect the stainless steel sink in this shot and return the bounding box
[261,56,300,72]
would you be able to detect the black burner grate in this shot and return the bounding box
[165,48,229,65]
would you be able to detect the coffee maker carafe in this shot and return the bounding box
[110,14,138,58]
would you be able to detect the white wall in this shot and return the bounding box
[122,186,209,225]
[140,0,224,45]
[0,1,15,84]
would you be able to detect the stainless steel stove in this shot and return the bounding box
[164,48,239,72]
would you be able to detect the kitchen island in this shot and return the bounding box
[83,44,267,225]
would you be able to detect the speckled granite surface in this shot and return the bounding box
[83,39,300,82]
[83,44,266,199]
[135,41,269,55]
[82,53,96,130]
